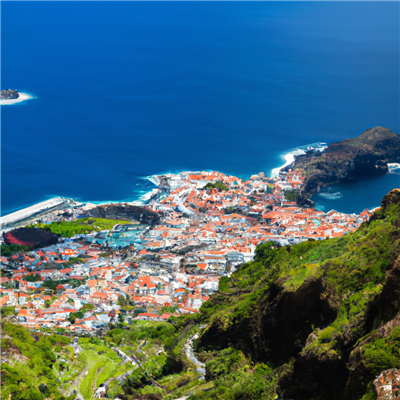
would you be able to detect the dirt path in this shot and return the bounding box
[93,365,106,392]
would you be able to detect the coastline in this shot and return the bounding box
[270,142,327,177]
[2,140,392,223]
[271,149,306,177]
[1,197,66,224]
[0,92,33,105]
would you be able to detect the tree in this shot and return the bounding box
[44,300,51,308]
[81,303,95,312]
[204,181,229,191]
[118,294,127,307]
[160,305,178,314]
[118,312,125,323]
[1,244,32,258]
[23,274,41,282]
[133,307,147,318]
[284,190,299,202]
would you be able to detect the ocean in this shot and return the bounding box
[1,2,399,216]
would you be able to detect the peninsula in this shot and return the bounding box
[291,126,400,207]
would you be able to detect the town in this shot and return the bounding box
[0,168,372,334]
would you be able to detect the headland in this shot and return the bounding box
[286,126,400,207]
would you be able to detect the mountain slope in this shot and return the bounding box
[194,189,400,399]
[2,190,400,400]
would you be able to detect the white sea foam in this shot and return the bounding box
[271,142,328,178]
[139,188,159,202]
[131,201,145,206]
[0,92,33,105]
[144,175,159,186]
[271,149,306,177]
[318,192,343,200]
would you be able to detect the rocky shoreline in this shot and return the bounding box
[291,126,400,207]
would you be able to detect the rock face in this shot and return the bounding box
[380,188,400,213]
[199,276,337,367]
[294,127,400,207]
[0,89,19,100]
[3,227,59,248]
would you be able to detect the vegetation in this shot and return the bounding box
[1,243,32,257]
[60,256,87,266]
[223,207,246,215]
[117,294,134,308]
[284,189,299,202]
[41,278,86,291]
[204,181,229,191]
[160,305,178,314]
[192,349,279,400]
[23,273,42,282]
[27,218,131,238]
[191,192,400,399]
[1,322,74,400]
[2,191,400,399]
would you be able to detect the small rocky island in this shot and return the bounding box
[292,126,400,207]
[0,89,20,100]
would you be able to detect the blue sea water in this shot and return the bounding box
[1,2,399,216]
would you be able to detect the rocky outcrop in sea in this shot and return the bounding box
[0,90,19,100]
[293,126,400,207]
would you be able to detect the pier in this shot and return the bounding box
[1,197,72,228]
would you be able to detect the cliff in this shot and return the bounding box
[293,127,400,207]
[193,189,400,399]
[0,89,19,100]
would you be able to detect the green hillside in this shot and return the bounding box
[193,189,400,399]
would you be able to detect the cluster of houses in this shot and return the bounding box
[0,169,373,334]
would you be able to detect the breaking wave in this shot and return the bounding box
[318,191,343,200]
[271,142,327,177]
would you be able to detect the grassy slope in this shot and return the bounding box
[1,322,75,400]
[105,320,209,399]
[77,337,133,399]
[0,323,135,400]
[29,217,132,238]
[189,194,400,399]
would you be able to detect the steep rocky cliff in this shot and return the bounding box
[293,127,400,207]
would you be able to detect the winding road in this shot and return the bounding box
[184,333,206,379]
